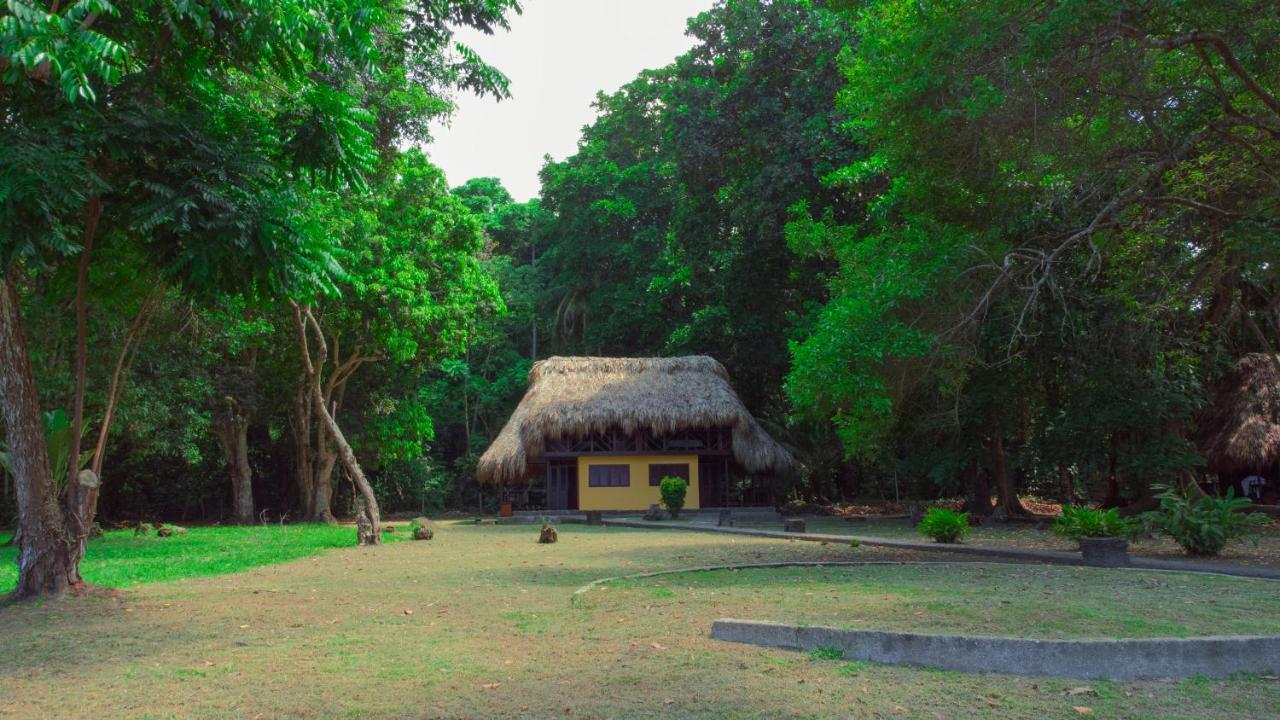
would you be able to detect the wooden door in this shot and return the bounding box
[547,464,572,510]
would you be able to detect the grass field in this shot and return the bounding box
[583,564,1280,639]
[0,524,401,593]
[738,516,1280,568]
[1,523,1277,719]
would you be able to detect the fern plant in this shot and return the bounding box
[1052,506,1139,542]
[917,507,970,543]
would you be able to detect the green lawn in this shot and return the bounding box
[0,524,401,593]
[583,563,1280,639]
[2,523,1277,719]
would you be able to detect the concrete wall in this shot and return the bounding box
[576,454,700,511]
[711,619,1280,680]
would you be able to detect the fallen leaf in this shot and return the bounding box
[650,642,667,650]
[238,624,249,629]
[403,609,413,616]
[483,683,501,690]
[1072,707,1093,716]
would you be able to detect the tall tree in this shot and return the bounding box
[787,0,1279,510]
[0,0,519,596]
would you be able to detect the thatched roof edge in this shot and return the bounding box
[476,356,795,484]
[1196,353,1280,473]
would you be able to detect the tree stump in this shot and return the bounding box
[585,511,604,526]
[643,504,665,521]
[538,525,558,543]
[717,509,733,527]
[411,518,434,540]
[783,519,806,533]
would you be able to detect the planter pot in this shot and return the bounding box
[1080,537,1131,568]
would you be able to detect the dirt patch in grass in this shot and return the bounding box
[580,563,1280,639]
[1,523,1277,719]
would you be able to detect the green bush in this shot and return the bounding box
[917,507,970,543]
[659,476,688,519]
[1052,506,1139,542]
[1143,485,1267,556]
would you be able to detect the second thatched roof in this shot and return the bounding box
[476,356,795,485]
[1196,353,1280,473]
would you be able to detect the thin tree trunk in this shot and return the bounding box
[62,195,102,554]
[67,288,159,539]
[1,275,77,597]
[291,374,316,518]
[291,302,380,544]
[90,289,159,477]
[214,397,254,524]
[989,434,1029,517]
[1057,463,1076,506]
[961,463,993,516]
[311,420,337,523]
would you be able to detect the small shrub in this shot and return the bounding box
[659,476,688,519]
[917,508,970,543]
[409,517,434,541]
[808,646,844,661]
[1052,506,1138,542]
[1143,485,1267,556]
[849,538,861,548]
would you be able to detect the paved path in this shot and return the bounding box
[602,518,1280,580]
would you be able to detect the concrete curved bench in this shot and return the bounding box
[711,619,1280,680]
[571,561,1280,679]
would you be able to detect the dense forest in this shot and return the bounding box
[2,1,1278,594]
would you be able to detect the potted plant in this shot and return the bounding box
[1052,506,1139,567]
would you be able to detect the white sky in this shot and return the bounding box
[425,0,716,201]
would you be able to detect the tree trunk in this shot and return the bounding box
[310,422,337,523]
[291,303,380,544]
[989,434,1029,517]
[0,275,78,597]
[961,463,993,516]
[1057,462,1076,506]
[214,397,254,524]
[291,375,316,518]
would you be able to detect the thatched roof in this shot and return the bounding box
[1196,353,1280,473]
[476,356,795,485]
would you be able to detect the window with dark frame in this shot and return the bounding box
[649,463,690,486]
[588,464,630,487]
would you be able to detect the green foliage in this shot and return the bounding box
[659,476,688,519]
[808,646,844,661]
[916,508,970,544]
[784,0,1279,505]
[537,0,857,411]
[1052,506,1139,542]
[1143,486,1268,557]
[0,409,91,489]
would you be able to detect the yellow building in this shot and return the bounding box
[476,356,794,512]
